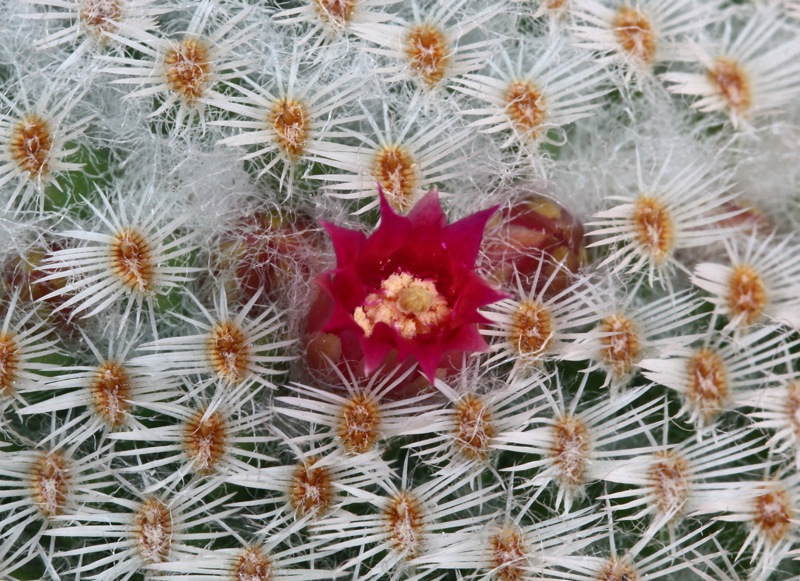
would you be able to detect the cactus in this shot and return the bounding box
[1,1,800,580]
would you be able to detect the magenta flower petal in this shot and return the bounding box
[316,187,507,385]
[443,206,498,267]
[320,221,367,263]
[405,188,448,229]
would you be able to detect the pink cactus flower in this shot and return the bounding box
[315,188,507,383]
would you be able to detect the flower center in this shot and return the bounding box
[354,272,451,339]
[398,284,434,314]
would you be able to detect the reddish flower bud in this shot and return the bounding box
[482,191,587,295]
[5,242,80,336]
[214,209,324,309]
[713,197,773,235]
